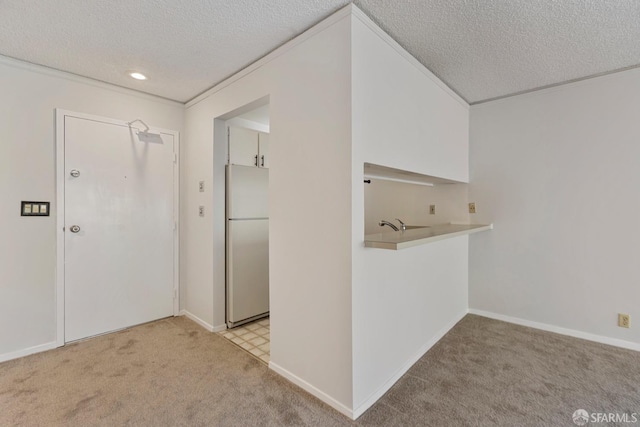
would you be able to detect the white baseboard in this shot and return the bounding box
[212,323,227,333]
[469,309,640,352]
[0,341,59,364]
[269,361,354,419]
[179,310,216,332]
[351,309,468,419]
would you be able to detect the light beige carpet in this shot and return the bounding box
[1,315,639,426]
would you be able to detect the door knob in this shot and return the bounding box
[70,225,81,233]
[70,169,80,177]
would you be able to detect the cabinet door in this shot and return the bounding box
[229,127,259,167]
[258,132,269,168]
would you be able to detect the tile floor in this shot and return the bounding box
[220,317,270,364]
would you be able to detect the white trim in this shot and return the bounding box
[349,6,468,108]
[351,309,467,419]
[185,6,353,108]
[172,131,181,316]
[212,324,227,333]
[0,54,183,106]
[212,324,228,333]
[185,4,469,109]
[0,341,58,364]
[269,361,354,419]
[179,310,219,332]
[55,109,180,345]
[55,110,66,348]
[469,309,640,352]
[471,64,640,108]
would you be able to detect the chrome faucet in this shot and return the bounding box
[379,220,400,231]
[395,218,406,231]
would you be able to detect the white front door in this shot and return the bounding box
[63,114,176,342]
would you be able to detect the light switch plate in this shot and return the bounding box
[429,204,436,215]
[21,201,50,216]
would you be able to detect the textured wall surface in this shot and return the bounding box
[469,67,640,346]
[183,11,355,412]
[0,57,184,361]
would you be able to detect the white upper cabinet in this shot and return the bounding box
[229,126,258,167]
[229,126,269,168]
[258,132,269,168]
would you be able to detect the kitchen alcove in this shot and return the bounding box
[219,101,272,364]
[363,163,492,249]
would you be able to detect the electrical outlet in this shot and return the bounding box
[199,181,205,192]
[469,202,476,214]
[199,206,205,217]
[429,204,436,215]
[618,313,630,328]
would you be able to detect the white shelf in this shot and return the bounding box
[364,223,493,250]
[364,163,465,186]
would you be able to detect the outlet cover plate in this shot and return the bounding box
[618,313,630,328]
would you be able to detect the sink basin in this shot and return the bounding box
[405,225,430,230]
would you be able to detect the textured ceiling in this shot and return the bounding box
[1,1,639,104]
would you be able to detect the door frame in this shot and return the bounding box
[55,109,180,346]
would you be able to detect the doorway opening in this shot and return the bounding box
[220,317,270,364]
[215,100,271,363]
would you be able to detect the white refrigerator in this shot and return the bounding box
[226,164,269,327]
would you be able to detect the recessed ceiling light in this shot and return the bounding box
[129,72,147,81]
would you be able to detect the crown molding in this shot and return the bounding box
[0,54,183,107]
[186,5,354,108]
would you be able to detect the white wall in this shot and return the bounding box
[185,7,472,416]
[350,11,470,414]
[469,67,640,347]
[350,19,468,183]
[0,57,184,361]
[364,179,469,235]
[183,10,354,411]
